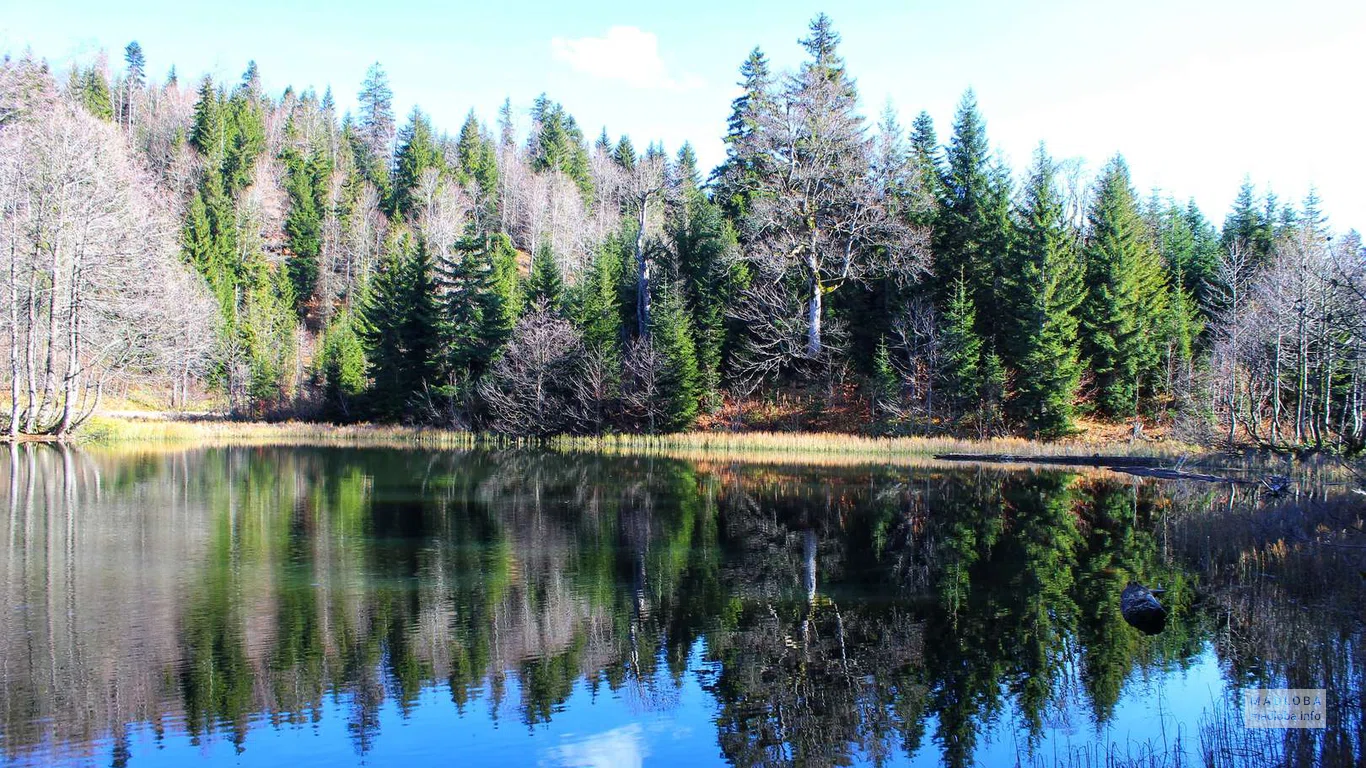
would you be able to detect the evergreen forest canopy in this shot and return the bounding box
[1,14,1364,447]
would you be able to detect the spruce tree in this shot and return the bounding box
[438,227,520,381]
[870,337,900,428]
[282,132,329,314]
[671,145,743,409]
[389,108,443,219]
[222,87,265,194]
[357,62,395,178]
[909,110,941,210]
[455,111,500,233]
[939,271,982,423]
[525,245,565,312]
[650,287,701,432]
[317,313,367,420]
[573,236,628,364]
[1005,146,1084,437]
[936,91,1013,349]
[1080,156,1169,419]
[123,41,145,88]
[358,237,443,418]
[713,47,773,220]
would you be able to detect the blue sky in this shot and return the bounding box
[4,0,1362,231]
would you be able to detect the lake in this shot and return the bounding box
[0,445,1361,767]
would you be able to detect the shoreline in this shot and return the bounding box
[31,413,1210,463]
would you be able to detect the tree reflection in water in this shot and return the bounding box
[0,444,1360,766]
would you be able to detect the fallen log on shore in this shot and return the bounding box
[933,453,1270,486]
[933,453,1170,468]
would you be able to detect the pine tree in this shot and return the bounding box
[713,47,773,220]
[939,271,982,422]
[317,312,368,420]
[1005,146,1084,437]
[1080,156,1170,419]
[358,237,443,418]
[438,227,520,381]
[389,108,443,219]
[650,286,701,432]
[455,110,500,232]
[935,90,1016,356]
[525,244,565,312]
[357,62,395,177]
[870,337,900,426]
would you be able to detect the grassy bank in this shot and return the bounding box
[73,414,1205,463]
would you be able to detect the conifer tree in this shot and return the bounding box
[189,77,225,161]
[1080,156,1170,419]
[650,287,701,432]
[124,42,145,85]
[525,245,565,312]
[1005,146,1084,436]
[317,312,367,420]
[438,227,520,381]
[389,108,443,219]
[939,271,982,422]
[573,236,628,364]
[936,91,1013,347]
[870,337,900,427]
[935,90,991,301]
[357,62,395,178]
[282,129,330,313]
[72,65,114,120]
[455,111,500,233]
[671,145,742,409]
[222,86,265,194]
[713,47,773,220]
[358,238,443,418]
[909,110,941,210]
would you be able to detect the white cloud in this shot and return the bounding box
[550,27,702,91]
[543,724,647,768]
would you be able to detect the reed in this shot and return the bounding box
[79,416,1203,460]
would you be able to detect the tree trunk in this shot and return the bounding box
[806,263,822,357]
[7,216,19,439]
[635,195,650,338]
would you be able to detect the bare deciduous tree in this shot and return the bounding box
[1,97,216,436]
[478,308,585,437]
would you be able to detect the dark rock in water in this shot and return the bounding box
[1121,582,1167,635]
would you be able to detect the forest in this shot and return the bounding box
[2,14,1364,447]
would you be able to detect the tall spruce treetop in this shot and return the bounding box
[1080,155,1169,419]
[358,62,396,172]
[123,42,145,88]
[456,110,500,232]
[1006,145,1084,436]
[733,14,924,359]
[936,91,992,292]
[800,13,843,72]
[713,47,773,219]
[390,107,443,220]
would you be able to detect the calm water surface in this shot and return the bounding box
[0,445,1361,767]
